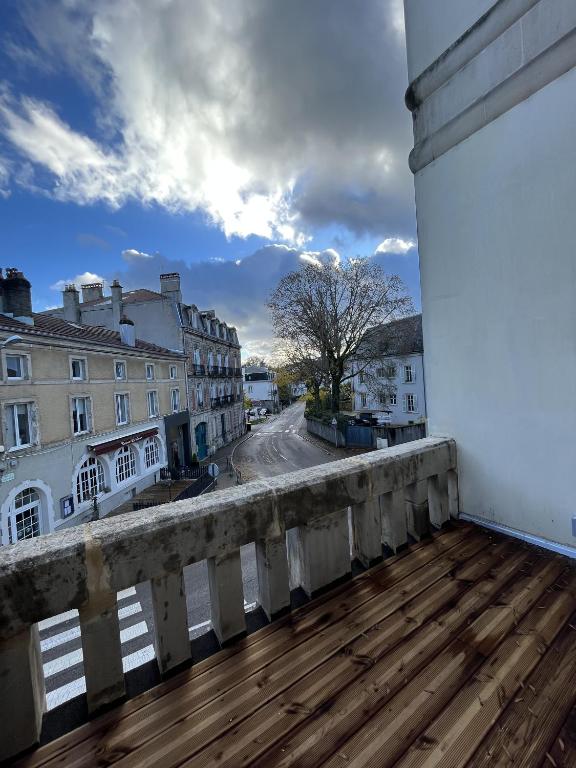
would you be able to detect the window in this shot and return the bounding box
[144,437,160,468]
[147,390,159,417]
[196,383,204,407]
[171,388,180,413]
[72,396,92,435]
[376,368,386,378]
[389,392,397,406]
[71,358,87,381]
[358,371,365,384]
[115,393,130,425]
[386,364,397,379]
[5,403,33,448]
[378,394,387,405]
[404,393,417,413]
[169,365,178,380]
[404,364,414,383]
[360,393,367,407]
[6,354,28,380]
[76,457,105,504]
[115,446,136,483]
[145,363,155,381]
[115,361,126,381]
[8,489,41,543]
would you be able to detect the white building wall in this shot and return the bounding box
[405,0,576,547]
[352,354,426,425]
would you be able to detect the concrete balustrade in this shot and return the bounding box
[0,436,458,762]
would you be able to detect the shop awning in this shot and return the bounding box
[88,427,158,456]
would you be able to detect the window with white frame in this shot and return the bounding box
[115,360,126,381]
[404,364,414,383]
[70,358,87,381]
[169,364,178,380]
[376,367,386,378]
[6,354,28,380]
[145,363,155,381]
[389,392,397,406]
[147,390,159,417]
[196,383,204,407]
[171,388,180,412]
[115,446,136,483]
[404,393,417,413]
[72,396,92,435]
[5,402,34,448]
[8,488,41,543]
[115,393,130,425]
[144,437,160,468]
[378,393,387,405]
[76,457,105,504]
[386,364,397,379]
[360,393,367,407]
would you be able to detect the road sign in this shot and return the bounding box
[207,463,220,478]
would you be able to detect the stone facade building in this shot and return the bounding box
[45,273,244,459]
[350,315,426,425]
[0,270,187,544]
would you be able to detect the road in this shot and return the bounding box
[40,402,337,709]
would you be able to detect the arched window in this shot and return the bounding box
[76,457,105,504]
[144,437,160,469]
[8,488,41,543]
[116,446,136,483]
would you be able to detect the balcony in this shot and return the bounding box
[2,438,576,766]
[190,363,205,376]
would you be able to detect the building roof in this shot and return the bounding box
[361,314,423,357]
[0,313,184,358]
[77,288,164,307]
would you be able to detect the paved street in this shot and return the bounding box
[40,402,339,709]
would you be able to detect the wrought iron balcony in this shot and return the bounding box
[190,363,205,376]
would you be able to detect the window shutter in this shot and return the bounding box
[402,395,407,412]
[86,398,93,431]
[30,403,39,444]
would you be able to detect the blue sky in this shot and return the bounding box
[0,0,419,357]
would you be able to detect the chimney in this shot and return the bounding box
[81,283,104,303]
[111,279,123,329]
[159,272,181,304]
[63,284,81,323]
[3,268,33,323]
[119,314,135,347]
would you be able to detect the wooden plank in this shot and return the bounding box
[393,571,576,768]
[467,610,576,767]
[542,707,576,768]
[216,549,558,768]
[13,525,473,768]
[72,531,494,768]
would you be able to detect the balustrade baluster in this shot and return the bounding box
[447,468,460,518]
[381,488,408,551]
[256,536,291,620]
[352,497,383,568]
[207,549,246,644]
[0,624,45,758]
[150,570,191,674]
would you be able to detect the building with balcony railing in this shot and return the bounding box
[44,273,244,460]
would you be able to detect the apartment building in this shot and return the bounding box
[0,270,187,544]
[46,273,243,459]
[243,365,280,413]
[351,315,426,425]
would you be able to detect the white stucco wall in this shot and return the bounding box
[352,354,426,425]
[412,57,576,546]
[404,0,498,80]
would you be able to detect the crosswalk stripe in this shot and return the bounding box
[38,609,78,631]
[122,644,156,673]
[40,603,144,652]
[117,586,137,600]
[46,677,86,710]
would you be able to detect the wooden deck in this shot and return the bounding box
[14,522,576,768]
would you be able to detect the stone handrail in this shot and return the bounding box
[0,436,458,761]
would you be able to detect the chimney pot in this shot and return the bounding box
[81,283,104,303]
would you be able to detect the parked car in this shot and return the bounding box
[258,408,268,416]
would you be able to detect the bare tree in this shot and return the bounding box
[268,259,411,412]
[243,355,269,368]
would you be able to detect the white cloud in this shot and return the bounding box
[375,237,416,255]
[122,248,153,261]
[50,271,106,291]
[299,248,341,268]
[0,0,415,241]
